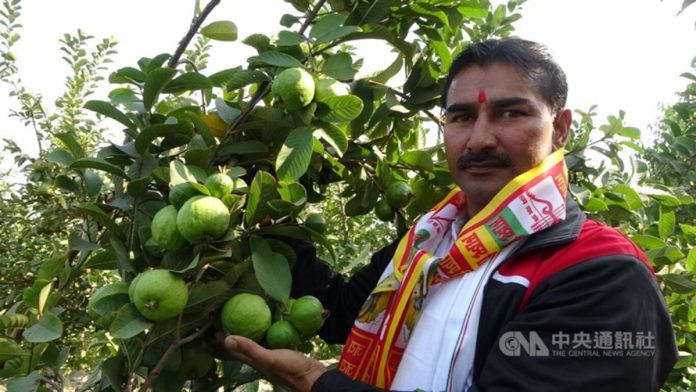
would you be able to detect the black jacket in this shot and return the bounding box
[289,199,678,391]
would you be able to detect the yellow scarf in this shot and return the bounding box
[338,149,569,388]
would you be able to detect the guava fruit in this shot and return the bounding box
[288,295,325,336]
[221,293,271,342]
[176,196,230,243]
[271,67,315,110]
[132,269,189,321]
[151,205,186,251]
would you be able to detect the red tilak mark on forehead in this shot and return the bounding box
[477,90,486,104]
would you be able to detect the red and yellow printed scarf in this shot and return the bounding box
[337,149,569,389]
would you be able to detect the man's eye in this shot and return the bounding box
[449,113,474,123]
[501,110,523,119]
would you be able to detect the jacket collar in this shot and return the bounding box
[514,195,586,256]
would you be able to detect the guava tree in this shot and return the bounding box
[5,0,696,390]
[0,0,527,390]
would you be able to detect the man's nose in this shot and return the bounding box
[466,116,497,152]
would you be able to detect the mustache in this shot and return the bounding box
[456,150,512,170]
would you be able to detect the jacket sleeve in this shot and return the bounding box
[469,255,678,392]
[288,238,399,344]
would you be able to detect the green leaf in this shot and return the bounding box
[75,203,127,240]
[245,171,278,226]
[218,140,270,156]
[0,338,28,361]
[83,250,117,270]
[277,181,307,206]
[228,166,247,178]
[582,197,608,212]
[169,160,200,185]
[630,234,666,250]
[38,281,52,315]
[55,132,85,159]
[458,3,489,18]
[663,273,696,294]
[658,209,676,239]
[248,51,303,68]
[54,175,80,193]
[400,150,434,171]
[201,20,238,41]
[276,127,314,181]
[185,281,231,314]
[255,224,336,264]
[110,66,147,84]
[322,52,356,81]
[162,73,213,94]
[90,291,129,316]
[319,94,364,122]
[309,14,347,39]
[46,148,75,166]
[22,311,62,343]
[409,2,449,27]
[372,53,403,84]
[686,248,696,273]
[143,67,177,112]
[135,123,194,154]
[280,14,301,27]
[6,372,40,392]
[617,126,641,139]
[612,184,644,210]
[84,170,103,196]
[250,236,291,303]
[215,69,267,90]
[101,355,125,392]
[243,33,273,52]
[314,25,362,45]
[68,234,100,252]
[139,53,171,73]
[276,30,305,46]
[315,123,348,156]
[109,303,153,339]
[70,158,130,179]
[84,100,137,130]
[681,223,696,236]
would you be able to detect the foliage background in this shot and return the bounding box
[1,0,696,391]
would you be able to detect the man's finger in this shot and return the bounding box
[224,335,269,368]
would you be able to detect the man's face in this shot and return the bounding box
[443,63,570,216]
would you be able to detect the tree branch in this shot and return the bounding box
[167,0,222,68]
[299,0,328,35]
[138,322,212,391]
[209,80,271,168]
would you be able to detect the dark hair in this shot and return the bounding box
[441,38,568,113]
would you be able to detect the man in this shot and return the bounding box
[224,39,678,391]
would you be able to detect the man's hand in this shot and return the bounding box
[223,335,327,392]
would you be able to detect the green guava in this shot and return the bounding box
[289,295,326,336]
[265,320,301,349]
[386,181,413,208]
[177,341,215,379]
[151,205,186,251]
[132,269,189,321]
[374,198,395,221]
[271,67,315,110]
[304,213,327,234]
[204,173,234,199]
[221,293,272,342]
[176,196,230,243]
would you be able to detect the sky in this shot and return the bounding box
[1,0,695,166]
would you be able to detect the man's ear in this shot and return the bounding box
[552,109,572,150]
